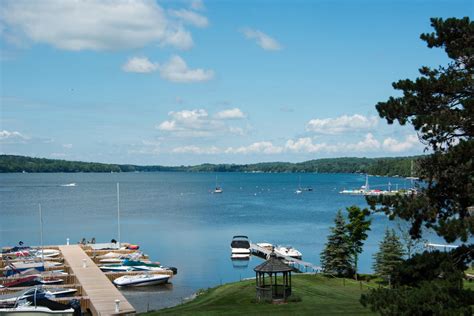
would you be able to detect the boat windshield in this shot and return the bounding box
[231,240,250,248]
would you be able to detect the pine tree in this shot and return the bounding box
[346,205,371,279]
[320,210,353,277]
[373,229,405,285]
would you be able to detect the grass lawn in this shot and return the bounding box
[144,274,376,315]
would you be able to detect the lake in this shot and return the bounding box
[0,172,437,311]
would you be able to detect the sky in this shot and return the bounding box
[0,0,471,165]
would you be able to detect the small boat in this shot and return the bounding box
[295,189,302,194]
[274,246,302,259]
[0,287,76,303]
[43,287,77,298]
[113,274,170,287]
[256,243,273,251]
[213,175,223,193]
[60,183,76,187]
[35,249,61,258]
[230,236,251,258]
[1,276,40,288]
[4,261,62,277]
[0,288,79,315]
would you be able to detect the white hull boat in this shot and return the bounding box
[274,246,302,259]
[113,274,170,287]
[0,305,75,315]
[230,236,251,258]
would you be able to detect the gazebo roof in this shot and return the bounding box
[254,252,293,273]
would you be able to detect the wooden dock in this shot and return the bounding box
[59,245,135,315]
[249,243,321,272]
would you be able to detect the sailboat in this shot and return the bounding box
[213,175,223,193]
[295,175,302,194]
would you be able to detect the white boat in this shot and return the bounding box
[213,175,223,193]
[274,246,302,259]
[113,274,170,287]
[60,183,76,187]
[230,236,250,258]
[0,288,77,315]
[295,189,302,194]
[34,249,61,258]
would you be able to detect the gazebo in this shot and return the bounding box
[254,251,293,302]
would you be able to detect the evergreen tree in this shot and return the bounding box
[320,210,353,277]
[373,229,404,284]
[369,17,473,242]
[346,206,371,279]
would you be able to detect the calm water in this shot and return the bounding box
[0,172,438,311]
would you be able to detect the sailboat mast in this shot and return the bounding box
[365,174,369,191]
[38,203,44,264]
[117,183,121,247]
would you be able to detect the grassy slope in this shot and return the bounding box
[145,275,376,315]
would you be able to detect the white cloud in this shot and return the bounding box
[346,133,381,151]
[156,108,247,137]
[160,26,193,50]
[214,108,246,119]
[121,55,214,83]
[226,142,283,154]
[172,145,220,154]
[139,133,421,157]
[0,130,29,143]
[159,55,214,83]
[241,28,282,51]
[122,57,159,73]
[62,144,73,149]
[382,134,419,152]
[306,114,379,134]
[190,0,205,11]
[168,9,208,28]
[1,0,193,51]
[285,138,336,153]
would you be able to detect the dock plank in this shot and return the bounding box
[59,245,135,315]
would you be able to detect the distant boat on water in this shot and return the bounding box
[60,183,76,187]
[213,176,223,193]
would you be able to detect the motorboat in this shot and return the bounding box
[295,189,302,194]
[35,249,61,258]
[60,183,76,187]
[230,236,251,258]
[0,287,76,304]
[0,287,79,315]
[4,261,62,277]
[256,243,273,251]
[1,276,40,288]
[274,246,302,259]
[113,274,171,287]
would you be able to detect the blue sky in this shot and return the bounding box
[0,0,471,165]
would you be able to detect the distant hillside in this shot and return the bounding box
[0,155,422,177]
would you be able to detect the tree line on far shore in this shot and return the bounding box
[0,154,420,177]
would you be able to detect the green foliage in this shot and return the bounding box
[360,280,473,316]
[346,206,371,276]
[320,210,354,277]
[372,229,404,282]
[361,246,474,315]
[0,154,422,176]
[370,17,474,243]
